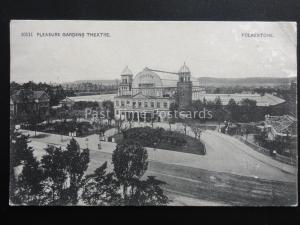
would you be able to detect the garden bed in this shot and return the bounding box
[111,127,206,155]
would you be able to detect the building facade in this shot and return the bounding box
[11,89,50,117]
[114,64,287,122]
[114,64,193,122]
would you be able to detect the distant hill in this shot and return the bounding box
[62,77,297,87]
[198,77,297,87]
[63,80,119,85]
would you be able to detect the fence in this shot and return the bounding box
[236,136,296,166]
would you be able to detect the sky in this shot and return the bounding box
[10,20,297,83]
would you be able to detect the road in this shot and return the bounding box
[22,126,297,206]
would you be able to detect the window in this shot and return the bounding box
[116,101,119,107]
[116,110,119,115]
[164,102,168,108]
[127,100,130,105]
[151,102,154,108]
[138,101,142,108]
[121,101,125,107]
[144,101,148,108]
[157,102,160,108]
[133,101,136,108]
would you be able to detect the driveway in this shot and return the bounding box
[23,127,296,183]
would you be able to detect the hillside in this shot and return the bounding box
[62,77,297,87]
[198,77,296,87]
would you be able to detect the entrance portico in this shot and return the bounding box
[117,109,167,123]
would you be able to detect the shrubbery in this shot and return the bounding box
[123,127,187,148]
[22,121,98,137]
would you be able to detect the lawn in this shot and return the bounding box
[112,127,206,155]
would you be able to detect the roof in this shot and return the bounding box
[68,94,116,102]
[33,90,49,99]
[60,97,75,103]
[114,92,170,100]
[132,68,163,88]
[161,78,199,87]
[178,63,190,74]
[11,89,49,103]
[132,92,158,99]
[193,93,285,106]
[265,115,297,136]
[121,66,133,76]
[115,93,156,100]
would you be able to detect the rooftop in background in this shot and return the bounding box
[11,89,50,103]
[68,94,116,102]
[265,115,297,136]
[193,93,285,106]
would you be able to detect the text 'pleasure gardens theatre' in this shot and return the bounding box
[114,63,199,122]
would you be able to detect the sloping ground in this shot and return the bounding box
[30,139,297,206]
[147,161,297,206]
[24,127,297,206]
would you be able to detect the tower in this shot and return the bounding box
[177,63,192,110]
[118,66,133,96]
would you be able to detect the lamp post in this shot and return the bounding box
[98,131,102,150]
[60,113,63,142]
[85,137,89,149]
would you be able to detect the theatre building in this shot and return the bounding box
[114,63,197,122]
[114,64,286,122]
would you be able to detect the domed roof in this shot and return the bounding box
[121,66,133,76]
[178,63,190,74]
[132,68,163,88]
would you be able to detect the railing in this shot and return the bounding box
[236,136,296,166]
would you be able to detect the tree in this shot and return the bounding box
[112,140,148,201]
[111,140,169,205]
[168,117,175,131]
[128,176,169,206]
[14,153,44,205]
[10,128,44,205]
[28,111,41,136]
[115,117,125,133]
[40,145,68,205]
[168,102,179,127]
[213,97,224,127]
[81,162,121,206]
[227,98,239,122]
[64,138,90,204]
[40,139,89,205]
[187,121,203,140]
[102,100,114,125]
[239,99,257,122]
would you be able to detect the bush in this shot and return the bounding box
[123,127,187,148]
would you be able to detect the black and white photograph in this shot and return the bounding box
[9,20,297,206]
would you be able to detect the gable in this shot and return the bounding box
[132,92,150,99]
[37,92,50,101]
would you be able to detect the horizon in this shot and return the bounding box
[11,75,297,85]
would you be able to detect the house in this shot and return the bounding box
[11,89,50,117]
[264,114,297,140]
[60,97,75,109]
